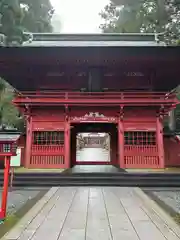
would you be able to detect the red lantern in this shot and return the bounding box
[0,132,20,221]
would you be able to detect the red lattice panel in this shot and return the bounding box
[30,131,65,168]
[30,155,65,168]
[124,131,160,168]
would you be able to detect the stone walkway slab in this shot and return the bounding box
[2,187,180,240]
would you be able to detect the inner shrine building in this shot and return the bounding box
[0,33,180,169]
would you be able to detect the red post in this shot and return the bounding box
[156,116,164,168]
[64,120,70,168]
[25,116,32,168]
[0,156,10,220]
[118,119,125,168]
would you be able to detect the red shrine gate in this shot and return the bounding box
[0,33,179,169]
[14,91,177,169]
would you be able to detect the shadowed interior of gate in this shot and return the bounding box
[70,123,118,167]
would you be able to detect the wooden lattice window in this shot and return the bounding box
[124,131,156,145]
[33,131,64,145]
[3,144,11,152]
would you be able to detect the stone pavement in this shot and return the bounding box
[2,187,180,240]
[76,147,110,162]
[0,189,41,215]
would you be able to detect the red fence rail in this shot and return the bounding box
[30,155,65,168]
[31,145,64,155]
[124,145,159,168]
[14,91,178,106]
[17,91,176,99]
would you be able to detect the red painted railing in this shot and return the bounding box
[14,91,178,106]
[124,145,159,168]
[30,144,65,168]
[17,91,176,99]
[30,155,65,168]
[31,145,64,155]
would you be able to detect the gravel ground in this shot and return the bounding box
[145,188,180,214]
[0,188,41,215]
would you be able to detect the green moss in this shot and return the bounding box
[0,214,20,238]
[174,214,180,224]
[6,214,19,222]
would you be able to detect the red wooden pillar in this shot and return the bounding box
[110,130,116,165]
[0,156,10,220]
[71,127,77,166]
[156,116,164,168]
[25,116,32,168]
[118,119,125,168]
[64,120,70,168]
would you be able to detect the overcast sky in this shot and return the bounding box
[51,0,109,33]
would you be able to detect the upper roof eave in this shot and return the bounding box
[21,32,164,47]
[24,32,161,41]
[22,40,163,47]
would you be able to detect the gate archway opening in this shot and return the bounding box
[76,132,110,164]
[70,123,118,166]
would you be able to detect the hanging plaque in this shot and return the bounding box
[70,112,116,122]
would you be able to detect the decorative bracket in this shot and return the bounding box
[65,105,69,122]
[119,106,124,120]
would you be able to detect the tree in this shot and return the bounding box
[100,1,143,33]
[0,0,54,45]
[0,79,24,131]
[20,0,54,33]
[0,0,24,45]
[100,0,180,44]
[0,0,54,130]
[164,0,180,44]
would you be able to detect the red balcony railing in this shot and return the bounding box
[14,91,178,106]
